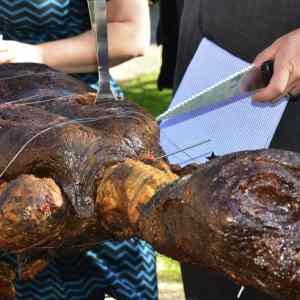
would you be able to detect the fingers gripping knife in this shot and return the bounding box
[87,0,123,101]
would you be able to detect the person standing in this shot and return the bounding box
[0,1,158,299]
[173,1,300,299]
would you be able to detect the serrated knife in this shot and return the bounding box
[157,60,282,122]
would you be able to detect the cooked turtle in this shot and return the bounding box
[0,63,299,300]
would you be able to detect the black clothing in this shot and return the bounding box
[174,0,300,90]
[157,0,183,90]
[174,1,300,299]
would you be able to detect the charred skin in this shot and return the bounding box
[0,176,63,299]
[0,261,16,300]
[0,160,177,299]
[96,159,178,239]
[1,63,300,300]
[0,63,162,218]
[0,63,166,298]
[3,149,300,300]
[0,176,65,251]
[139,149,300,300]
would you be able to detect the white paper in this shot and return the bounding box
[160,38,288,166]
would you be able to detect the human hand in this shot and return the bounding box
[0,40,43,64]
[253,28,300,102]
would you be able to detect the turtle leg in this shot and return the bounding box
[0,175,66,252]
[137,150,300,300]
[0,175,66,299]
[95,158,178,239]
[96,150,300,300]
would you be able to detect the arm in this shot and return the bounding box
[0,0,150,73]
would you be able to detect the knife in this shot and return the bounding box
[87,0,122,101]
[157,61,299,123]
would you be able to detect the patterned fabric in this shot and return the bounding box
[0,1,157,299]
[1,239,157,300]
[0,1,90,42]
[0,0,97,86]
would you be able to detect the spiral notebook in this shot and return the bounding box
[160,38,288,166]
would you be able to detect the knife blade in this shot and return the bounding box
[157,61,274,122]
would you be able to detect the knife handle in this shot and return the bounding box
[261,60,300,102]
[261,60,274,87]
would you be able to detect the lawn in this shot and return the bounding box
[120,73,182,284]
[120,73,172,117]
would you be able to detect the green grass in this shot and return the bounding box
[121,73,182,283]
[156,254,182,283]
[120,73,172,117]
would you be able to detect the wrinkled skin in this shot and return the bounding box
[0,63,300,299]
[0,64,163,218]
[140,150,300,300]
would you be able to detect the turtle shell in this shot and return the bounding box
[0,63,163,218]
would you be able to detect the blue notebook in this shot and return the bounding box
[160,38,288,166]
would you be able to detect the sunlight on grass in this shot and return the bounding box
[157,254,182,282]
[120,73,172,117]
